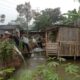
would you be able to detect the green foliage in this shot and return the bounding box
[14,70,33,80]
[0,41,14,62]
[15,69,39,80]
[33,63,59,80]
[65,63,79,74]
[57,57,66,62]
[42,8,62,23]
[15,17,27,30]
[0,40,16,80]
[62,9,80,25]
[8,79,15,80]
[33,8,65,31]
[47,57,66,63]
[0,67,15,80]
[0,77,4,80]
[33,8,80,31]
[16,2,32,31]
[47,61,59,68]
[16,2,32,21]
[18,40,23,50]
[1,68,15,73]
[42,69,59,80]
[9,60,80,80]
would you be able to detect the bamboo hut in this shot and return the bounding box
[45,25,80,58]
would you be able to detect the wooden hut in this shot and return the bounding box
[45,25,80,58]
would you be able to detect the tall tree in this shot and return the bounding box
[15,16,27,30]
[33,8,65,31]
[16,2,32,36]
[0,14,5,23]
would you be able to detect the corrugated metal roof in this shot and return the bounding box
[0,30,5,34]
[0,25,19,34]
[0,25,19,30]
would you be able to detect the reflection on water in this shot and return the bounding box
[24,52,46,69]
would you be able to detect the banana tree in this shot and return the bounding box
[63,9,80,26]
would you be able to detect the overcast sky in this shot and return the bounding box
[0,0,80,24]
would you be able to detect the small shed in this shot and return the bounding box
[0,25,19,34]
[45,25,80,58]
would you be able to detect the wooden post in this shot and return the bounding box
[45,31,48,57]
[57,41,60,59]
[70,43,72,56]
[76,29,79,56]
[74,46,76,61]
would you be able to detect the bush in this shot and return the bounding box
[0,41,14,67]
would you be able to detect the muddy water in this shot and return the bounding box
[11,52,46,78]
[10,53,80,80]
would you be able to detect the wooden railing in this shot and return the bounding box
[46,42,58,56]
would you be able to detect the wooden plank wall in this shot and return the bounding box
[58,41,80,56]
[57,27,80,41]
[57,27,80,56]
